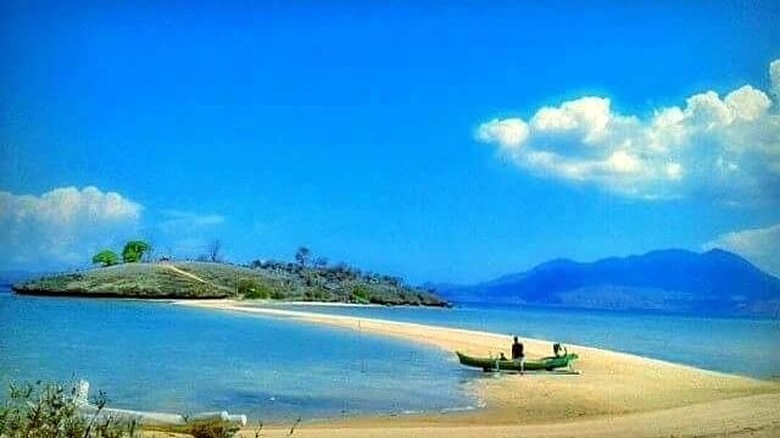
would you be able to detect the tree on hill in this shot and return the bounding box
[208,239,222,262]
[122,240,150,263]
[92,249,119,267]
[295,246,311,268]
[314,257,328,269]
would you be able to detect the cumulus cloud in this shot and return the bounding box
[771,59,780,97]
[476,118,529,148]
[477,59,780,202]
[704,223,780,278]
[0,186,142,269]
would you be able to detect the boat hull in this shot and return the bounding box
[456,351,578,372]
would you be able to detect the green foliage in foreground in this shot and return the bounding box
[121,241,150,263]
[0,380,139,438]
[92,250,120,267]
[0,380,247,438]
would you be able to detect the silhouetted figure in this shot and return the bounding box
[511,336,526,374]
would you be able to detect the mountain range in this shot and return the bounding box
[436,249,780,317]
[0,270,44,288]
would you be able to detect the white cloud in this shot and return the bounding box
[0,186,142,269]
[704,223,780,278]
[530,96,616,144]
[477,59,780,202]
[476,118,529,148]
[771,59,780,97]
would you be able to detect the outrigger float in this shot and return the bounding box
[74,380,247,428]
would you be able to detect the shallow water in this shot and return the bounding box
[3,288,779,423]
[0,289,471,421]
[264,302,780,380]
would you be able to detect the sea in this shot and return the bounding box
[1,287,779,422]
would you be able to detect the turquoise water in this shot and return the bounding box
[3,288,779,423]
[0,289,471,421]
[263,302,780,379]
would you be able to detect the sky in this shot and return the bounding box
[1,1,779,283]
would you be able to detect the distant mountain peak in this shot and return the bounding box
[438,248,780,317]
[701,247,739,259]
[533,257,580,269]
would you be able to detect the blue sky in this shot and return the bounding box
[1,1,779,283]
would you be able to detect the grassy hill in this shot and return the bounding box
[12,261,448,306]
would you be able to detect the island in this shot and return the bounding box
[11,256,448,307]
[7,245,780,437]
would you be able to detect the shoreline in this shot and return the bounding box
[239,299,386,308]
[173,299,780,437]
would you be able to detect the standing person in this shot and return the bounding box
[553,342,567,357]
[511,336,525,374]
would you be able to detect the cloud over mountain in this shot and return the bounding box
[705,223,780,278]
[477,59,780,203]
[0,186,142,269]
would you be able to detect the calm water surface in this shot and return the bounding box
[267,302,780,379]
[3,288,779,422]
[0,289,471,421]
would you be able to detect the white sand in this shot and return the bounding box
[168,300,780,437]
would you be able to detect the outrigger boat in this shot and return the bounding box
[456,351,579,372]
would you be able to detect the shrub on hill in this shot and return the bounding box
[237,278,273,299]
[92,250,120,267]
[121,241,150,263]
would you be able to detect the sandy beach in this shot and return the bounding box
[172,300,780,437]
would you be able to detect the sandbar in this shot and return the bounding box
[171,300,780,437]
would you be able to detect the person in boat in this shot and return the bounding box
[498,352,507,361]
[511,336,525,374]
[553,342,567,357]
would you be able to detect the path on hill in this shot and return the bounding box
[162,264,237,295]
[161,264,212,285]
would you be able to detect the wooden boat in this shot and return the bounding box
[456,351,578,372]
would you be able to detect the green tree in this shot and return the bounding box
[351,285,371,304]
[91,249,119,267]
[122,240,150,263]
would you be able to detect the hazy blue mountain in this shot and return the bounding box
[438,249,780,317]
[0,270,44,288]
